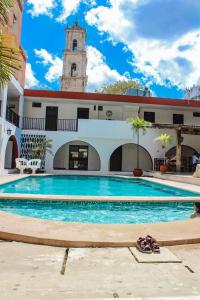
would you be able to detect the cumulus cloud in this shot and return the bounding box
[25,63,39,88]
[27,0,55,17]
[34,49,63,82]
[33,46,128,90]
[85,0,200,89]
[87,46,128,90]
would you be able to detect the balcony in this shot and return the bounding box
[22,117,78,132]
[6,107,19,127]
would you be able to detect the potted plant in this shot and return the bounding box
[155,133,172,173]
[127,116,152,177]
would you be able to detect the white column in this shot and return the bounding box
[18,95,24,128]
[0,85,8,120]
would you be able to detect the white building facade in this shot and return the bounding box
[18,89,200,174]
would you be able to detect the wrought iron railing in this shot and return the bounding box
[6,107,19,127]
[22,117,78,132]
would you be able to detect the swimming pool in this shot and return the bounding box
[0,175,199,197]
[0,200,194,224]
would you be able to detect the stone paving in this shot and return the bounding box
[1,242,200,299]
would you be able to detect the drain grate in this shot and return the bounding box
[60,248,69,275]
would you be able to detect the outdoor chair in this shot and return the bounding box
[15,158,28,174]
[27,159,42,174]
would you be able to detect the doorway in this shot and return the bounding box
[110,146,122,171]
[69,145,88,170]
[45,107,58,131]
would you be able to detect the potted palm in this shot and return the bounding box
[155,133,172,173]
[127,116,152,177]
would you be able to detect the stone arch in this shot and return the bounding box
[165,145,198,158]
[109,143,153,171]
[165,144,198,172]
[4,135,18,169]
[53,140,101,171]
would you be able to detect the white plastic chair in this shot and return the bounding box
[27,159,41,174]
[15,158,28,174]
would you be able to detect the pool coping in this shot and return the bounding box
[0,210,200,247]
[0,193,200,202]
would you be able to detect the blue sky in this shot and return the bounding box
[23,0,200,98]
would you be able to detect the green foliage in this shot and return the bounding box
[127,116,152,134]
[155,133,172,148]
[0,0,14,24]
[27,139,53,159]
[127,116,152,169]
[0,0,22,88]
[95,80,141,95]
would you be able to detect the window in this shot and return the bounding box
[173,114,184,124]
[98,105,103,111]
[71,63,77,77]
[13,14,17,24]
[32,102,41,108]
[144,111,155,123]
[72,39,78,51]
[193,112,200,117]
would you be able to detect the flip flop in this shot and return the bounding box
[145,235,160,253]
[136,237,152,254]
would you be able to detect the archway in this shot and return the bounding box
[110,143,153,171]
[165,145,197,172]
[54,140,101,171]
[4,135,18,169]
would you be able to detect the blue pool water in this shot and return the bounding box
[0,175,199,197]
[0,200,194,224]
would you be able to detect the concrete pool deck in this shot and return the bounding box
[0,211,200,247]
[1,242,200,299]
[0,174,200,247]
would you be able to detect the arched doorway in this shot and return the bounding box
[54,141,101,171]
[4,135,18,169]
[110,143,153,171]
[165,145,197,172]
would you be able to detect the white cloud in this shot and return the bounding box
[33,46,128,91]
[85,0,200,89]
[25,63,39,88]
[57,0,96,23]
[34,49,63,82]
[87,46,128,91]
[27,0,55,17]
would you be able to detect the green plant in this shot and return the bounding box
[155,133,172,149]
[127,116,152,169]
[0,0,22,88]
[27,139,53,159]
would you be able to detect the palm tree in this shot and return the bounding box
[155,133,172,149]
[27,139,53,159]
[127,116,152,170]
[0,0,22,88]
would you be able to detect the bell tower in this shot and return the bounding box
[61,21,87,92]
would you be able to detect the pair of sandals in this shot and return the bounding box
[136,235,160,254]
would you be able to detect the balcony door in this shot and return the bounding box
[69,145,88,170]
[45,106,58,131]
